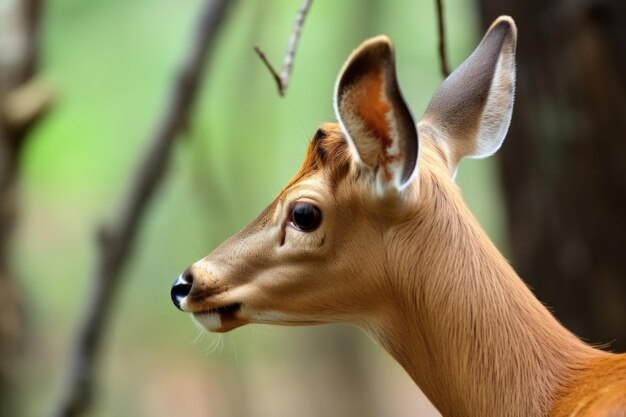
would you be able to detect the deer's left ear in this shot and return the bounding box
[334,36,418,193]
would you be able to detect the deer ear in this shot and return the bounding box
[334,36,419,192]
[420,16,517,174]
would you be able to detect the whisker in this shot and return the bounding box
[229,334,239,368]
[190,327,205,345]
[203,334,223,355]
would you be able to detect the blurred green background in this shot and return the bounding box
[13,0,508,416]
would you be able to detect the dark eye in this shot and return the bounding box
[290,202,322,231]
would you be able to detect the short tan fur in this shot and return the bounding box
[173,16,626,417]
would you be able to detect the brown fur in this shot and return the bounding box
[283,123,352,192]
[177,16,626,417]
[335,36,418,185]
[185,126,626,416]
[368,136,625,416]
[355,70,393,150]
[553,355,626,417]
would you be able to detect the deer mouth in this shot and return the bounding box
[211,303,241,315]
[196,302,241,317]
[193,303,242,332]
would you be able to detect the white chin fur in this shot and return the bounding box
[192,311,222,332]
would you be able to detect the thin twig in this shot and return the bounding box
[45,1,233,417]
[253,46,283,93]
[435,0,450,78]
[254,0,313,96]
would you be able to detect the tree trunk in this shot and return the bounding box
[477,0,626,349]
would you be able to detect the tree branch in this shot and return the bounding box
[45,1,234,416]
[254,0,313,96]
[0,0,45,415]
[435,0,450,78]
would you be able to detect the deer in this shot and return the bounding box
[170,16,626,417]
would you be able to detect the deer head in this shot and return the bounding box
[170,18,626,417]
[171,16,517,336]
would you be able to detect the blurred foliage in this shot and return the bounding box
[13,0,506,416]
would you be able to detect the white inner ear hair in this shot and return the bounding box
[338,86,409,190]
[383,108,410,190]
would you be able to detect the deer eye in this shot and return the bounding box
[290,202,322,232]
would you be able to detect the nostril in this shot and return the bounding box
[171,273,193,311]
[182,267,194,285]
[172,280,192,298]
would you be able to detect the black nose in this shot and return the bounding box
[171,269,193,311]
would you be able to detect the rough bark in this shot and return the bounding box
[477,0,626,349]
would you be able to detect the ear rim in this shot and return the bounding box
[420,15,517,174]
[333,35,419,192]
[471,16,517,159]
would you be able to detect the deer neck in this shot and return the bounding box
[367,165,599,417]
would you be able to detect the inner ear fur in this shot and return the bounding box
[334,36,418,189]
[421,16,517,172]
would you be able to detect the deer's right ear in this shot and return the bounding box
[420,16,517,175]
[334,36,419,194]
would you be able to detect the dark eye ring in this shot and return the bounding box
[289,202,322,232]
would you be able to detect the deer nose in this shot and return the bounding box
[171,268,194,310]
